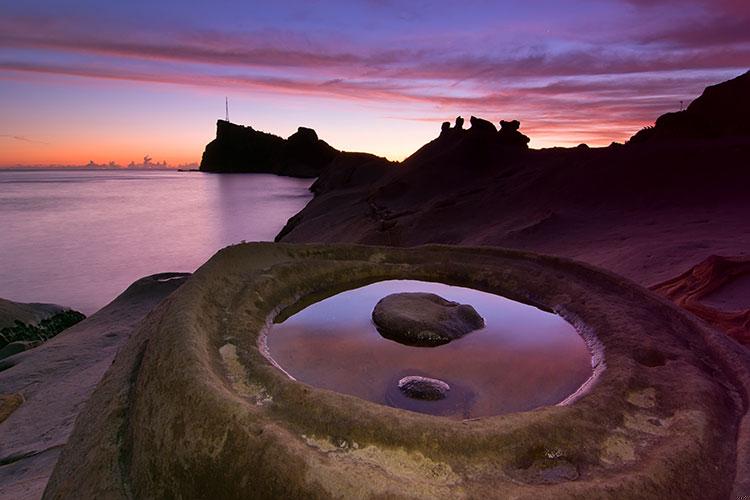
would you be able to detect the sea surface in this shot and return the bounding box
[0,169,312,314]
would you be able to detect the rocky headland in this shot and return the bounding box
[200,120,339,177]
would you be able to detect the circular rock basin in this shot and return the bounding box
[267,280,592,418]
[44,244,750,499]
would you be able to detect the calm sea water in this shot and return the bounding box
[268,280,592,418]
[0,169,312,314]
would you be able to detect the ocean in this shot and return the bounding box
[0,169,312,314]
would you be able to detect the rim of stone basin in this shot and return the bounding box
[44,243,750,499]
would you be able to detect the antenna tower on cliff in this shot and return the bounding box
[225,97,229,122]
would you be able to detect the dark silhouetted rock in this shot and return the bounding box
[200,120,339,177]
[455,116,465,129]
[629,70,750,144]
[372,292,485,346]
[441,121,451,134]
[498,119,531,148]
[470,116,497,133]
[500,119,520,132]
[397,375,450,400]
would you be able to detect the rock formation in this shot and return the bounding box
[0,298,85,360]
[397,375,450,400]
[372,292,485,346]
[0,298,68,330]
[469,116,497,134]
[629,69,750,143]
[498,119,531,147]
[199,120,339,177]
[0,273,189,499]
[652,255,750,345]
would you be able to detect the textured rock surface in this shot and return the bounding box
[652,255,750,345]
[200,120,339,177]
[0,273,188,500]
[397,376,450,400]
[42,243,750,499]
[372,292,484,346]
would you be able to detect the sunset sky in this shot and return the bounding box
[1,0,748,166]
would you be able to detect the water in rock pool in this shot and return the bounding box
[0,170,312,314]
[268,280,593,418]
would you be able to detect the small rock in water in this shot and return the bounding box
[372,292,485,347]
[398,375,450,401]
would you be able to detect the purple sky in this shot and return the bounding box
[0,0,748,165]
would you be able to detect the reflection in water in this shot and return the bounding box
[268,280,593,418]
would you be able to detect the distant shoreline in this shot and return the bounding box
[0,167,181,172]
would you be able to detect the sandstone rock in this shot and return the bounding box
[397,375,450,400]
[42,243,750,498]
[372,292,485,346]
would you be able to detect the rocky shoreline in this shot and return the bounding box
[2,71,749,498]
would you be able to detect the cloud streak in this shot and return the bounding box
[0,134,49,145]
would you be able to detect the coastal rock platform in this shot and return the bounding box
[44,243,750,499]
[0,273,189,500]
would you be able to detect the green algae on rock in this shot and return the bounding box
[43,243,750,499]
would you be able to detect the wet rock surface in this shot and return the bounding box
[397,375,450,400]
[372,292,485,346]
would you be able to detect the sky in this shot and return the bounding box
[0,0,748,166]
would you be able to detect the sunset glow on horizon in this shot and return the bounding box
[1,0,748,166]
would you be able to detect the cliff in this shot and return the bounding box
[199,120,339,177]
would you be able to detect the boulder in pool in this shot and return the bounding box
[398,375,450,400]
[372,292,484,346]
